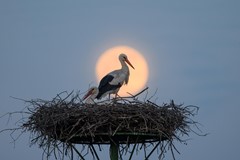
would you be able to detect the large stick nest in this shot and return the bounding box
[2,88,202,160]
[24,98,191,145]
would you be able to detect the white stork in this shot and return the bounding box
[82,87,99,104]
[96,53,135,99]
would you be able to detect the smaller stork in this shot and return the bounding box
[82,87,99,104]
[96,53,135,99]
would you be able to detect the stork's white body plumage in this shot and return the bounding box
[108,63,130,85]
[96,53,135,99]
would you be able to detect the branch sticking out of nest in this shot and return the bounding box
[1,88,205,160]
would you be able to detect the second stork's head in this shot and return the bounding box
[82,87,99,104]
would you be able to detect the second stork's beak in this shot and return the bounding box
[83,90,93,101]
[125,58,135,70]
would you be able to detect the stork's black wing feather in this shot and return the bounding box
[96,75,121,99]
[98,75,114,89]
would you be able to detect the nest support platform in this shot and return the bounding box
[65,132,168,145]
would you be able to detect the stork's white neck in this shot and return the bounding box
[120,59,130,73]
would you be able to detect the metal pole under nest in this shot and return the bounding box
[110,140,119,160]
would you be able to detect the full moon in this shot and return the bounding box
[95,46,149,97]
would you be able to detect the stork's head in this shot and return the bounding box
[119,53,135,69]
[82,87,99,101]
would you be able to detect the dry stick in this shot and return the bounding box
[144,141,161,160]
[170,143,176,160]
[61,143,65,160]
[88,145,96,160]
[158,142,168,160]
[116,87,149,99]
[70,146,74,160]
[119,146,124,160]
[128,143,137,160]
[90,144,100,160]
[70,144,85,160]
[143,143,147,159]
[59,91,74,104]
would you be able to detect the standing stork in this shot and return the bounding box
[96,53,135,99]
[82,87,99,104]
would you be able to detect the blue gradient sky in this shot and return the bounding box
[1,0,240,159]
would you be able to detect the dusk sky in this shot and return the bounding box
[1,0,240,160]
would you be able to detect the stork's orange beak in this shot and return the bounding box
[125,58,135,70]
[83,90,93,100]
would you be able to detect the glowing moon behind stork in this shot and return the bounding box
[95,46,149,97]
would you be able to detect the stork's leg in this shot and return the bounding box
[115,93,120,98]
[111,94,118,103]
